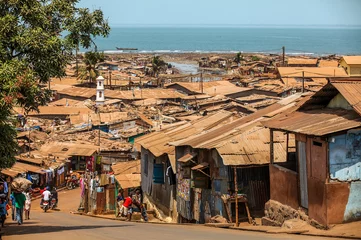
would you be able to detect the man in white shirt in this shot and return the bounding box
[41,187,52,206]
[42,188,51,201]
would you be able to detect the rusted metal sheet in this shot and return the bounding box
[264,109,361,136]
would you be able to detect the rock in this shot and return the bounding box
[261,217,282,227]
[282,219,309,229]
[209,215,228,224]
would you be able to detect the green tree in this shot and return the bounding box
[234,52,243,66]
[0,0,110,169]
[152,56,167,77]
[66,8,110,76]
[78,51,105,84]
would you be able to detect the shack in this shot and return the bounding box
[263,78,361,227]
[170,93,310,224]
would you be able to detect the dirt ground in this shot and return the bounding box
[3,188,340,240]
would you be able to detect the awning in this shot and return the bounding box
[115,174,141,189]
[178,153,197,163]
[191,162,209,170]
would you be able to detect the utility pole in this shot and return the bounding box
[302,71,305,93]
[200,71,204,94]
[282,46,285,66]
[234,167,239,227]
[28,128,31,157]
[108,70,111,87]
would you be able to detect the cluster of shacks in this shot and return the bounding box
[137,77,361,227]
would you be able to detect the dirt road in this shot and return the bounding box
[3,189,341,240]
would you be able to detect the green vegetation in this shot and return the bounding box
[0,0,109,168]
[251,56,261,61]
[151,56,167,77]
[234,52,243,65]
[78,51,105,84]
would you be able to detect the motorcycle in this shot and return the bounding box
[66,177,79,190]
[41,199,50,212]
[51,197,57,210]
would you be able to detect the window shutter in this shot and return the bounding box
[153,164,164,184]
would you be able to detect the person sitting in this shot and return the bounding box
[50,187,58,207]
[41,187,51,206]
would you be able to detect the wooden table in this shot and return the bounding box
[222,195,252,224]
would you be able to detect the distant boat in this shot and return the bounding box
[116,47,138,51]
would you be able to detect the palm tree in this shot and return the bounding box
[234,52,243,66]
[152,56,166,77]
[77,51,105,84]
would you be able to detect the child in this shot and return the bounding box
[0,198,7,227]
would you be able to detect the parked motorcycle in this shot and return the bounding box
[66,176,79,190]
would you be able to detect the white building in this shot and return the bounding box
[96,76,105,105]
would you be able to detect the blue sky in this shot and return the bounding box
[78,0,361,27]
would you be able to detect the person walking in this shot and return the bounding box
[13,192,26,225]
[116,189,124,218]
[24,190,31,220]
[10,193,16,221]
[0,197,8,227]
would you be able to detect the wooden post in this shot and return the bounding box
[282,46,285,66]
[302,71,305,93]
[286,132,289,162]
[234,167,239,227]
[270,129,274,164]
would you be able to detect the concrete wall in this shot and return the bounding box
[344,182,361,222]
[328,132,361,181]
[350,65,361,76]
[340,59,361,76]
[269,164,299,210]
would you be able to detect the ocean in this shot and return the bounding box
[91,26,361,55]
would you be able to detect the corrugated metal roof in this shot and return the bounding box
[111,160,141,175]
[172,93,311,148]
[216,125,289,166]
[14,106,92,116]
[40,142,98,157]
[342,56,361,65]
[287,58,318,65]
[278,67,348,78]
[114,174,141,189]
[11,162,46,174]
[263,109,361,136]
[137,110,234,157]
[318,60,339,67]
[166,81,251,96]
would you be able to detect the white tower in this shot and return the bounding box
[95,76,105,105]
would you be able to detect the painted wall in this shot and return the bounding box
[340,59,361,76]
[327,93,353,110]
[328,132,361,181]
[269,164,299,210]
[344,182,361,221]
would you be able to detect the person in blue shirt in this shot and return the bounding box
[0,198,7,227]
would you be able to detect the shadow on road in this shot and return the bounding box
[4,224,132,236]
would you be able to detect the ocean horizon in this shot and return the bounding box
[88,26,361,55]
